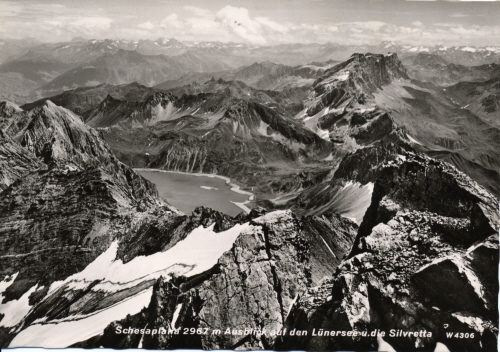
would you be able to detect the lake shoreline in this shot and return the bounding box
[134,168,255,214]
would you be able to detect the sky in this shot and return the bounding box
[1,0,500,46]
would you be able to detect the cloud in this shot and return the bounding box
[0,1,499,47]
[255,17,290,34]
[215,6,267,44]
[0,1,113,41]
[160,13,184,29]
[137,21,155,30]
[183,6,212,18]
[72,17,113,31]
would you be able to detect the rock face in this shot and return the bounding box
[0,129,42,190]
[306,53,408,116]
[279,152,499,351]
[82,89,332,194]
[158,211,311,350]
[0,100,174,346]
[64,210,358,351]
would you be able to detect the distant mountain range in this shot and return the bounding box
[1,38,500,105]
[2,38,499,66]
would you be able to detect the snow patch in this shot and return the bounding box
[56,222,251,294]
[10,221,255,347]
[200,186,219,191]
[406,134,422,146]
[316,126,330,140]
[171,303,183,328]
[451,313,484,333]
[323,153,334,161]
[9,289,153,348]
[313,182,374,225]
[416,255,485,303]
[285,293,299,319]
[0,284,38,327]
[320,236,337,259]
[335,72,350,81]
[0,272,18,297]
[257,121,271,135]
[461,47,477,53]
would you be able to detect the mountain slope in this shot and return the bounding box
[0,52,71,85]
[291,52,500,200]
[446,73,500,126]
[0,100,176,345]
[155,60,325,92]
[279,151,499,351]
[21,82,160,114]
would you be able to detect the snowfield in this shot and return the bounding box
[8,221,257,347]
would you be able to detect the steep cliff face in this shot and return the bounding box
[5,100,114,167]
[0,100,161,204]
[84,91,178,128]
[279,152,499,351]
[0,100,175,346]
[150,211,312,350]
[89,92,333,190]
[0,129,42,190]
[63,210,358,351]
[306,53,408,116]
[292,53,408,152]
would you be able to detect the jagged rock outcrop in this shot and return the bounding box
[0,100,174,346]
[293,53,409,153]
[68,210,359,351]
[84,91,178,128]
[280,152,499,351]
[305,53,408,116]
[0,129,43,190]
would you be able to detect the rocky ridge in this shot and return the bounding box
[72,209,359,351]
[278,151,499,351]
[66,145,499,351]
[0,100,175,345]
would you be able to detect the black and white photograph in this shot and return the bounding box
[0,0,499,351]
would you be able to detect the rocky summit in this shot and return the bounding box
[0,45,498,352]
